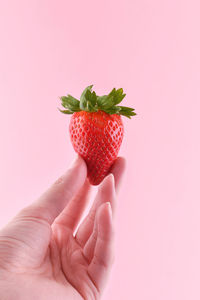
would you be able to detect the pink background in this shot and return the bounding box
[0,1,200,299]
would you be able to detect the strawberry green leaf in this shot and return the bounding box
[119,111,137,118]
[97,95,115,109]
[80,85,93,110]
[59,85,137,118]
[104,106,121,114]
[60,95,80,112]
[61,95,80,107]
[61,105,80,112]
[58,108,73,114]
[118,105,135,111]
[85,89,97,107]
[108,88,126,105]
[118,106,137,118]
[118,106,135,115]
[86,101,98,112]
[80,85,98,112]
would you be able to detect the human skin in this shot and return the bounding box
[0,155,125,300]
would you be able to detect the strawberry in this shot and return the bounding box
[59,85,136,185]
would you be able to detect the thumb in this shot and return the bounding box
[0,156,87,269]
[17,155,87,225]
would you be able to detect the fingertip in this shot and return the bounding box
[66,155,87,181]
[99,173,115,193]
[110,156,126,191]
[107,173,115,186]
[105,202,112,218]
[94,202,114,239]
[97,201,112,215]
[98,174,116,206]
[69,154,87,169]
[97,202,113,228]
[117,156,126,170]
[92,172,116,221]
[111,156,126,176]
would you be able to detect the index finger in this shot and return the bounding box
[18,155,87,224]
[110,156,126,193]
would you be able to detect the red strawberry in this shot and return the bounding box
[59,85,136,185]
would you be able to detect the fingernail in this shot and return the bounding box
[107,173,114,182]
[105,202,112,218]
[107,174,116,194]
[101,173,115,186]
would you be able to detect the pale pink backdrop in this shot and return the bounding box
[0,0,200,299]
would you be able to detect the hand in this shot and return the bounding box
[0,156,125,300]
